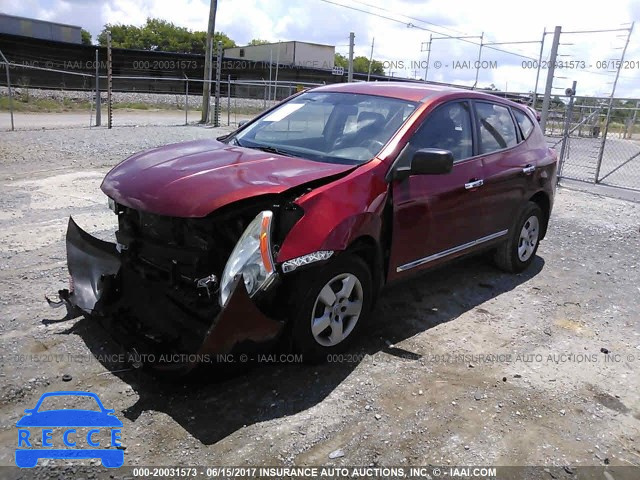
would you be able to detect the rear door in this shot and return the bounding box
[388,100,487,281]
[474,101,539,236]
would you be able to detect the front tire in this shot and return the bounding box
[291,254,372,363]
[494,202,543,273]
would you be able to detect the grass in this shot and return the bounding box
[0,95,92,112]
[0,93,271,118]
[0,94,185,113]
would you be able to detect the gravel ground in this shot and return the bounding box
[0,125,639,478]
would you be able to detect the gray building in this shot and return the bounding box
[225,41,335,70]
[0,14,82,43]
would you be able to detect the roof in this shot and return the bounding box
[0,13,81,30]
[228,40,334,49]
[313,81,527,108]
[312,82,470,102]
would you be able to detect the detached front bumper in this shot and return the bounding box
[61,217,121,313]
[52,217,283,374]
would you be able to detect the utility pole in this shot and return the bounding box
[106,31,112,129]
[422,35,432,82]
[472,32,484,89]
[201,0,218,123]
[540,26,561,132]
[348,32,355,82]
[367,37,375,81]
[531,28,546,108]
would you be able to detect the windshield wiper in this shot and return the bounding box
[247,144,295,157]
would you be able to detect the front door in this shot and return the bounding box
[388,100,487,281]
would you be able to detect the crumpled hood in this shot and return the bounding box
[101,139,355,217]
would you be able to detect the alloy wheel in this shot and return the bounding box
[310,273,363,347]
[518,215,539,262]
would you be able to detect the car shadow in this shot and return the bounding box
[56,254,544,445]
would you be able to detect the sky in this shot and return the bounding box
[2,0,640,97]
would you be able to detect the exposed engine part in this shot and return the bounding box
[196,274,218,299]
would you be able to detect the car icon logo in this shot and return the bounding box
[15,391,123,468]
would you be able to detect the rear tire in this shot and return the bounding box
[494,202,543,273]
[291,254,372,363]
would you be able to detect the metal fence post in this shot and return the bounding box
[0,49,15,131]
[214,41,222,127]
[184,75,189,126]
[106,31,113,129]
[558,81,577,180]
[227,75,231,126]
[95,49,101,126]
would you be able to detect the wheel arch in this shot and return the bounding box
[528,190,551,239]
[343,234,384,302]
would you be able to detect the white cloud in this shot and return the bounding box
[1,0,638,96]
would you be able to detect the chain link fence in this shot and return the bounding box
[547,94,640,191]
[0,61,322,130]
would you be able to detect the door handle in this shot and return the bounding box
[464,179,484,189]
[522,165,536,174]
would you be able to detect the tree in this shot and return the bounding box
[334,53,348,69]
[97,18,236,53]
[334,54,383,75]
[248,39,270,45]
[213,32,237,50]
[352,56,384,75]
[81,29,92,45]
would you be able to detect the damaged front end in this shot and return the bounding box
[50,199,302,375]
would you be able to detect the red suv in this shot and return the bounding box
[53,82,557,372]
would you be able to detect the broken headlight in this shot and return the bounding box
[219,211,276,307]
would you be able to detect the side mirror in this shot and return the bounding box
[411,148,454,175]
[238,120,249,127]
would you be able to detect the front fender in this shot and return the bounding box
[276,160,389,262]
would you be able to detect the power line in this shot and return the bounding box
[317,0,540,61]
[347,0,469,36]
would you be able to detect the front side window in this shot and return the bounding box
[232,92,417,164]
[407,101,474,162]
[475,102,518,154]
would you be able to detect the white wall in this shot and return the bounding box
[225,41,335,70]
[293,42,334,70]
[225,42,295,64]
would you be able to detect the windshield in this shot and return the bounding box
[232,91,418,165]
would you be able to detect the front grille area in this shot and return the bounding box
[116,207,245,283]
[104,200,286,355]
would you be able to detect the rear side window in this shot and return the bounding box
[512,108,535,139]
[475,102,518,154]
